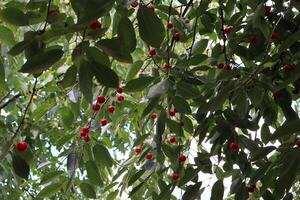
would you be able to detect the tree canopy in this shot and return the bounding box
[0,0,300,199]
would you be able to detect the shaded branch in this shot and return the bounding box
[218,1,229,65]
[0,92,21,110]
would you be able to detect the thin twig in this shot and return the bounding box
[0,92,21,110]
[42,0,52,32]
[189,17,198,58]
[219,1,229,65]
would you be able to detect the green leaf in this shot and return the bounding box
[0,7,29,26]
[207,82,235,111]
[279,30,300,52]
[117,17,136,52]
[182,182,202,200]
[86,47,110,67]
[107,191,118,200]
[12,155,30,179]
[211,180,224,200]
[0,59,8,91]
[247,86,265,107]
[40,171,64,185]
[79,60,93,104]
[269,119,300,140]
[172,96,192,114]
[32,103,55,122]
[176,81,201,99]
[141,97,160,118]
[60,107,74,129]
[19,49,64,74]
[93,144,114,168]
[128,169,145,186]
[156,109,167,156]
[0,25,15,47]
[250,146,276,161]
[178,167,200,187]
[86,160,103,186]
[126,61,143,81]
[8,39,34,56]
[96,38,132,63]
[90,61,119,88]
[125,76,155,92]
[61,65,77,88]
[80,182,96,199]
[137,6,165,48]
[37,183,63,198]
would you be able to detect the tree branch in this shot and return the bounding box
[0,92,21,110]
[219,1,229,65]
[42,0,52,32]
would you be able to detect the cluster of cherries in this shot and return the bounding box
[79,87,125,143]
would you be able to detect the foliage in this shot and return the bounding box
[0,0,300,199]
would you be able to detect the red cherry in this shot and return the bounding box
[179,121,184,127]
[89,20,101,30]
[284,64,295,73]
[16,141,28,152]
[172,172,180,181]
[292,88,299,95]
[147,3,155,11]
[218,63,225,69]
[48,8,59,15]
[224,27,233,34]
[296,140,300,147]
[271,31,278,40]
[84,135,91,142]
[173,32,180,41]
[151,114,157,119]
[247,185,256,193]
[167,23,174,29]
[92,103,101,111]
[164,63,172,70]
[100,119,108,126]
[130,0,138,8]
[135,146,142,154]
[145,153,153,160]
[117,95,124,102]
[148,49,156,57]
[250,36,257,44]
[265,6,271,16]
[230,142,239,151]
[273,91,282,101]
[169,137,176,143]
[169,110,176,117]
[108,105,115,113]
[80,127,89,137]
[178,154,186,163]
[97,96,106,104]
[116,87,124,94]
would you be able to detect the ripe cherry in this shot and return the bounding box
[148,49,156,57]
[89,20,101,30]
[178,154,186,163]
[296,140,300,147]
[292,88,299,95]
[250,36,257,44]
[108,105,115,113]
[151,114,157,119]
[116,87,124,94]
[173,32,180,41]
[80,127,89,137]
[117,95,124,102]
[135,146,142,154]
[169,110,176,117]
[179,121,184,127]
[145,153,153,160]
[130,0,138,8]
[273,91,282,101]
[167,23,174,29]
[224,27,233,34]
[169,137,176,143]
[164,63,172,70]
[265,6,271,16]
[247,184,256,193]
[271,31,278,40]
[100,119,108,126]
[84,135,91,142]
[92,103,101,111]
[230,142,239,151]
[284,64,295,73]
[97,96,106,104]
[218,63,225,69]
[16,141,28,152]
[172,172,180,181]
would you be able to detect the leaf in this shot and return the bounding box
[141,97,160,118]
[40,171,64,185]
[279,30,300,52]
[32,103,55,122]
[172,96,192,114]
[93,144,114,168]
[178,167,200,187]
[117,17,136,52]
[125,76,155,92]
[182,182,202,200]
[207,82,235,111]
[176,81,201,99]
[269,119,300,140]
[66,149,78,189]
[86,160,103,186]
[126,61,143,81]
[0,7,29,26]
[8,39,34,56]
[250,146,276,161]
[156,109,167,156]
[86,47,110,67]
[61,65,77,88]
[0,25,15,47]
[37,183,63,198]
[128,169,145,186]
[12,155,30,179]
[60,107,74,129]
[96,38,132,63]
[80,182,96,199]
[137,6,165,48]
[211,180,224,200]
[79,60,93,104]
[19,49,64,74]
[90,61,119,88]
[147,79,170,99]
[0,58,8,91]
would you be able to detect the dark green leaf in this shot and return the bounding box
[93,144,114,168]
[86,160,103,186]
[0,7,29,26]
[125,76,155,92]
[118,17,136,52]
[80,182,96,199]
[12,155,30,179]
[211,180,224,200]
[37,183,63,198]
[172,96,192,114]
